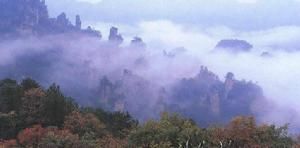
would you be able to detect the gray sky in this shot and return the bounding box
[46,0,300,30]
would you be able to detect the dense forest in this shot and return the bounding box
[0,78,298,147]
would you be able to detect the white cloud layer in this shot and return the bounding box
[89,20,300,130]
[22,0,300,131]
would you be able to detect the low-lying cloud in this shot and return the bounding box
[90,20,300,130]
[1,20,300,131]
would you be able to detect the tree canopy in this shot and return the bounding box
[0,78,297,148]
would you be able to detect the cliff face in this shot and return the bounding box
[0,0,48,32]
[108,27,123,45]
[0,0,101,38]
[95,66,266,126]
[167,66,264,125]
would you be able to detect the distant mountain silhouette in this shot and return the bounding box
[215,39,253,52]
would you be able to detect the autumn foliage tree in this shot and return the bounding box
[20,88,46,126]
[17,125,46,147]
[64,111,106,137]
[0,78,296,147]
[129,115,294,148]
[17,125,83,148]
[128,112,205,148]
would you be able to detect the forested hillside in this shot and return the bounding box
[0,78,297,147]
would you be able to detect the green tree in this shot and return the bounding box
[42,84,77,127]
[254,124,293,147]
[105,112,138,138]
[0,111,18,139]
[83,108,138,139]
[39,129,82,148]
[128,112,205,148]
[20,78,40,92]
[0,79,22,113]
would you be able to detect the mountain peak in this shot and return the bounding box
[215,39,253,52]
[0,0,101,38]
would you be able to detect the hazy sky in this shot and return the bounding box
[46,0,300,30]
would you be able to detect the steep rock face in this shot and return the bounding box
[224,72,234,98]
[56,13,70,27]
[0,0,101,38]
[92,66,264,125]
[108,27,123,46]
[96,76,122,111]
[167,67,222,117]
[166,66,264,125]
[215,39,253,52]
[0,0,48,33]
[84,26,102,39]
[95,69,161,120]
[75,15,81,30]
[130,37,146,49]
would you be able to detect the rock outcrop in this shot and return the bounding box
[167,66,264,125]
[0,0,49,32]
[130,37,146,49]
[0,0,101,38]
[75,15,81,30]
[108,27,123,46]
